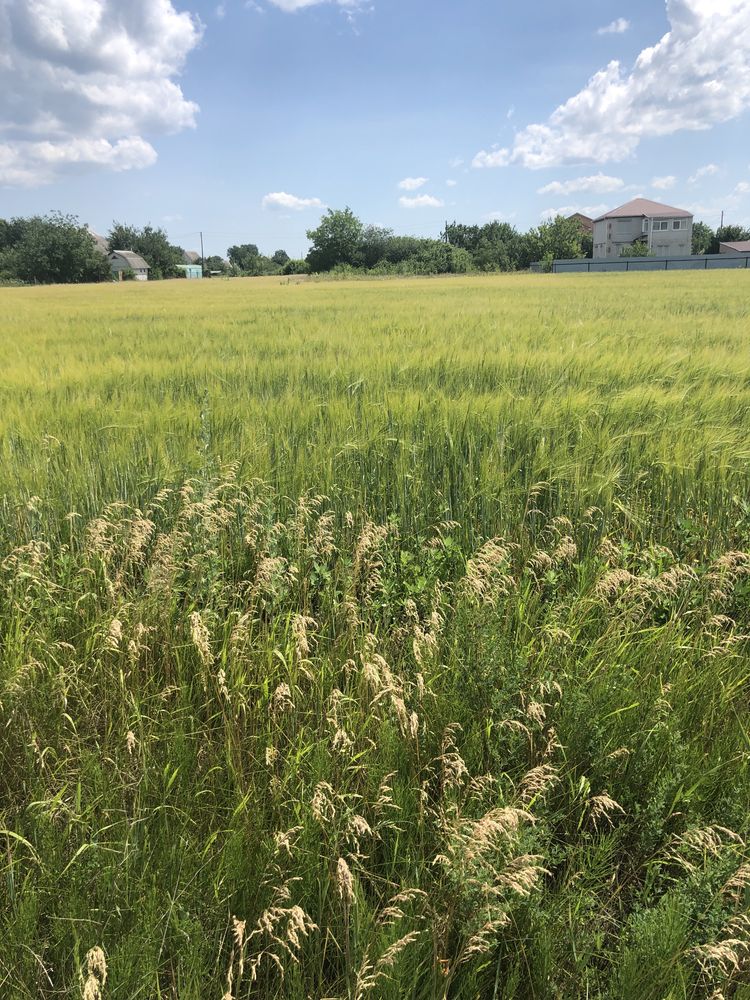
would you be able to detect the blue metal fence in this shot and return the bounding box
[547,253,750,274]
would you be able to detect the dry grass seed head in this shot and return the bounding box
[464,538,516,606]
[270,682,294,717]
[588,792,626,828]
[189,611,213,668]
[336,857,355,906]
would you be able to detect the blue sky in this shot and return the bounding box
[1,0,749,258]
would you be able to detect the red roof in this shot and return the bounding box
[721,241,750,253]
[594,198,693,222]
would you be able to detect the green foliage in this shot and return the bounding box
[227,243,260,272]
[107,220,185,279]
[271,249,291,266]
[692,220,714,255]
[306,207,364,272]
[0,212,110,285]
[620,241,654,257]
[202,254,229,274]
[525,214,587,263]
[1,274,750,996]
[444,220,525,270]
[282,258,310,275]
[227,244,283,276]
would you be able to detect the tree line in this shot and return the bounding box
[1,209,748,285]
[305,209,750,275]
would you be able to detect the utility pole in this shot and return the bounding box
[200,231,205,275]
[720,211,724,231]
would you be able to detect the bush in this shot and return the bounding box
[282,259,310,275]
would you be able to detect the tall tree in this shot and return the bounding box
[306,208,363,272]
[9,213,110,284]
[691,221,714,255]
[524,215,585,267]
[227,244,260,273]
[358,225,394,268]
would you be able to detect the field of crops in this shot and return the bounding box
[2,272,750,998]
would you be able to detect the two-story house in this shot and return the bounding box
[592,199,693,260]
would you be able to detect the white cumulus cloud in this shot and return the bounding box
[537,173,624,196]
[267,0,365,10]
[652,175,677,189]
[0,0,202,187]
[472,148,510,169]
[597,18,630,35]
[473,0,750,170]
[262,191,325,210]
[689,163,720,183]
[398,176,428,191]
[399,194,444,209]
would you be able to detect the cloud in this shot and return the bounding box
[398,176,428,191]
[537,173,624,196]
[472,148,510,169]
[446,179,458,187]
[597,18,630,35]
[262,191,325,210]
[399,194,444,209]
[734,180,750,194]
[267,0,365,10]
[652,175,677,189]
[0,0,201,187]
[473,0,750,170]
[689,163,720,183]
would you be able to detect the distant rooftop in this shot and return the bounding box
[87,228,109,254]
[595,198,693,222]
[720,241,750,253]
[568,212,594,232]
[109,250,150,270]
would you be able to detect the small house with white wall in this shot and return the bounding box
[109,250,150,281]
[593,199,693,259]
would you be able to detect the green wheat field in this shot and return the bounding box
[2,273,750,998]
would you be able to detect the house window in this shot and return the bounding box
[672,220,687,230]
[653,220,669,231]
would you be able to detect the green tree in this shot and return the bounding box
[620,242,653,258]
[527,215,586,264]
[306,208,363,272]
[282,259,310,275]
[709,224,750,254]
[203,255,229,274]
[107,222,140,253]
[691,221,714,255]
[443,220,523,271]
[227,244,260,273]
[10,213,111,284]
[271,249,290,267]
[357,225,394,268]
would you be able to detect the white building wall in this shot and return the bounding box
[593,216,693,259]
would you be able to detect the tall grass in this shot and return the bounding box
[1,273,750,997]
